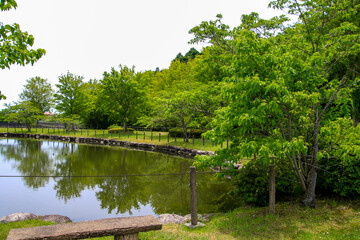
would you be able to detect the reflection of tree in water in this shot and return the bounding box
[1,139,234,215]
[0,139,54,188]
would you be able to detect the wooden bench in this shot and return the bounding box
[7,215,162,240]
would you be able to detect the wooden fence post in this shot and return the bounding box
[269,164,276,214]
[168,133,169,142]
[151,131,153,141]
[144,131,145,140]
[159,133,161,142]
[190,166,198,226]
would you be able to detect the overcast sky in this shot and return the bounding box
[0,0,286,108]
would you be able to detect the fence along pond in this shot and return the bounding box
[0,138,233,221]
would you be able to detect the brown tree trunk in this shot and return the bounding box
[302,167,317,208]
[123,116,127,132]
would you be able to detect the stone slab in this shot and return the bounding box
[7,215,162,240]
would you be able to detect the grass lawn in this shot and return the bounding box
[0,127,226,152]
[2,199,360,240]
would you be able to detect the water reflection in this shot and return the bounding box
[0,139,233,216]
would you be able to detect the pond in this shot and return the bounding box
[0,138,233,222]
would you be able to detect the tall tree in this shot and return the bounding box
[19,76,53,113]
[5,101,42,131]
[100,65,144,131]
[0,0,46,100]
[194,0,360,207]
[54,72,84,116]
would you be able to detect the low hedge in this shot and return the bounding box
[108,127,134,133]
[169,128,205,138]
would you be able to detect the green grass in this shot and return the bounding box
[0,127,227,152]
[2,200,360,240]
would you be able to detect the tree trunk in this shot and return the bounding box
[302,112,319,208]
[123,116,127,132]
[182,126,188,142]
[302,167,317,208]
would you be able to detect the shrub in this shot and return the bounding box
[230,159,297,206]
[317,156,360,198]
[108,127,134,133]
[168,128,205,138]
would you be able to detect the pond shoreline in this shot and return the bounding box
[0,132,214,158]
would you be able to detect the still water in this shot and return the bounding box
[0,138,232,221]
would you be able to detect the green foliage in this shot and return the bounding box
[19,76,54,113]
[108,127,134,133]
[100,65,145,132]
[173,47,201,63]
[193,0,360,206]
[5,101,43,131]
[54,72,85,116]
[0,1,45,70]
[230,159,297,206]
[168,128,205,138]
[351,88,360,126]
[318,156,360,198]
[0,0,45,99]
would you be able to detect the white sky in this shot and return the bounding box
[0,0,285,108]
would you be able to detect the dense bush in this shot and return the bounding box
[108,127,134,133]
[317,156,360,198]
[230,159,298,206]
[168,128,205,138]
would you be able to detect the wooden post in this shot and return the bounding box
[203,136,205,146]
[136,132,138,139]
[143,132,145,140]
[168,133,169,142]
[87,130,89,136]
[151,131,153,141]
[159,133,161,142]
[190,166,198,226]
[269,164,276,214]
[115,234,138,240]
[193,135,194,145]
[95,130,96,137]
[81,129,82,135]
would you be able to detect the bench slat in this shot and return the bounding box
[7,215,162,240]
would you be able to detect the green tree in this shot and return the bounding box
[5,101,42,131]
[0,0,46,100]
[100,65,144,132]
[195,0,360,207]
[19,76,54,113]
[54,72,85,116]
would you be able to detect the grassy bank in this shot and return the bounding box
[0,127,226,152]
[2,200,359,240]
